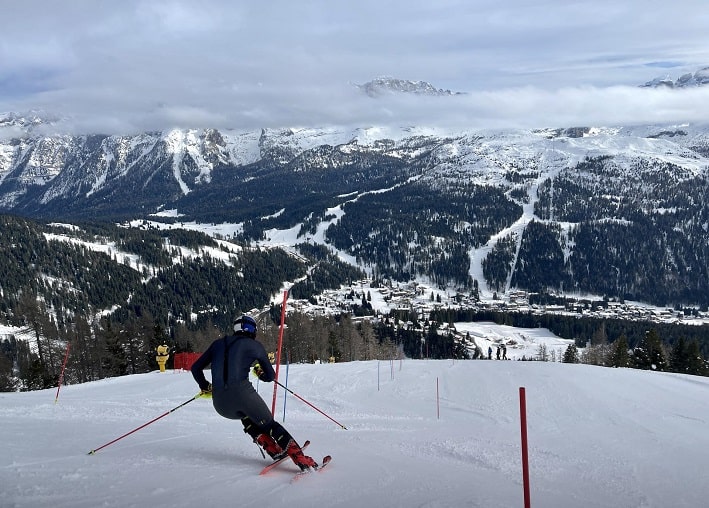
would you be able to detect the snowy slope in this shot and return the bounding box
[2,348,708,508]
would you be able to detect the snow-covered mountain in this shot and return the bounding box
[641,66,709,88]
[355,76,462,97]
[2,122,707,215]
[1,108,709,307]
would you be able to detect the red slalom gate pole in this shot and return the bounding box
[271,290,288,415]
[519,387,531,508]
[54,343,71,404]
[87,394,200,455]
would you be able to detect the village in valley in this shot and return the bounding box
[293,278,709,325]
[283,278,709,361]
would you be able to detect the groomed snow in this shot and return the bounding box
[2,344,708,507]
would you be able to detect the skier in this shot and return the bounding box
[191,314,318,471]
[487,346,492,360]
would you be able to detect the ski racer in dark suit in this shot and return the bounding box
[191,314,317,471]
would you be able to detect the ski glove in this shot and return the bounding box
[199,383,212,398]
[251,363,265,380]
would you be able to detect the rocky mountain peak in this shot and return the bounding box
[356,77,461,97]
[641,66,709,88]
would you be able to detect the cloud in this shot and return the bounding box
[1,0,708,134]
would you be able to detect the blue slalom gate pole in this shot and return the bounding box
[282,351,290,421]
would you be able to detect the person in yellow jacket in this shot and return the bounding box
[156,344,170,372]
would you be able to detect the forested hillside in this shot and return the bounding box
[482,155,709,305]
[2,211,707,394]
[0,214,366,390]
[3,126,709,307]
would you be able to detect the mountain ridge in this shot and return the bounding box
[641,66,709,88]
[355,76,463,97]
[2,104,709,308]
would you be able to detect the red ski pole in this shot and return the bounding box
[274,380,347,430]
[88,393,200,455]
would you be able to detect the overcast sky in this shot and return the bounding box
[2,0,709,134]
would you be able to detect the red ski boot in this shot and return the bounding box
[285,439,318,471]
[256,434,285,460]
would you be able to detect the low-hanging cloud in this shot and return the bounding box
[1,0,708,135]
[14,84,708,136]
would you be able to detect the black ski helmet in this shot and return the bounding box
[234,314,257,337]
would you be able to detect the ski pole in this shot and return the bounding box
[88,393,200,455]
[273,380,347,430]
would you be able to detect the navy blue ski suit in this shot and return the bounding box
[191,332,296,448]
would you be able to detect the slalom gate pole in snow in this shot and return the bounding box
[271,290,288,415]
[87,393,200,455]
[519,387,531,508]
[54,342,71,404]
[274,379,348,430]
[282,351,290,421]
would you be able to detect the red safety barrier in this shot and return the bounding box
[173,352,202,371]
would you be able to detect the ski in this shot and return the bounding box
[291,455,331,482]
[258,440,310,475]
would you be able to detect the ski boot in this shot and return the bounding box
[286,439,318,471]
[256,434,286,461]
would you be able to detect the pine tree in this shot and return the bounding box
[563,344,579,363]
[685,340,707,376]
[609,335,630,368]
[633,329,667,371]
[669,337,689,373]
[0,352,16,391]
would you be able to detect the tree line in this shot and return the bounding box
[430,307,708,376]
[561,328,707,377]
[0,214,377,390]
[2,208,707,391]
